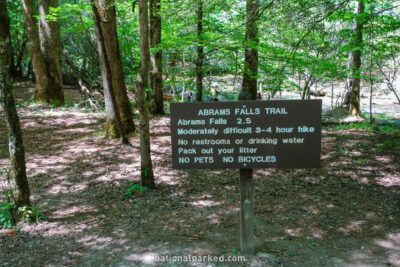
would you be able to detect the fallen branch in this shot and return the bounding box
[61,44,102,109]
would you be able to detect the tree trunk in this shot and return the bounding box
[10,34,27,78]
[92,0,135,137]
[0,0,31,208]
[170,51,177,97]
[91,0,129,144]
[150,0,164,114]
[196,0,204,102]
[15,37,27,78]
[239,0,259,256]
[349,0,365,116]
[37,0,64,105]
[20,0,48,102]
[242,0,259,100]
[137,0,155,189]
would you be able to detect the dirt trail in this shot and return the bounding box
[1,83,400,266]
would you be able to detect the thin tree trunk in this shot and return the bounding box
[349,0,365,116]
[137,0,155,189]
[0,0,31,208]
[331,80,334,108]
[11,34,27,78]
[91,0,129,144]
[196,0,204,102]
[242,0,259,100]
[171,51,177,97]
[233,48,239,88]
[20,0,48,102]
[150,0,164,114]
[26,60,32,79]
[377,62,400,104]
[301,75,314,100]
[92,0,135,137]
[343,52,353,107]
[15,37,27,77]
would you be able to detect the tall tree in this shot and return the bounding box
[240,0,259,256]
[91,0,129,144]
[242,0,259,100]
[137,0,155,188]
[20,0,48,103]
[91,0,136,137]
[348,0,365,116]
[195,0,204,102]
[37,0,64,105]
[150,0,164,114]
[0,0,31,208]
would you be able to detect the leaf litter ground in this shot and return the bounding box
[0,83,400,266]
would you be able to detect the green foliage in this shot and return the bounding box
[18,206,41,224]
[0,168,15,229]
[334,122,376,131]
[378,138,400,152]
[0,201,14,229]
[7,0,29,77]
[6,0,400,118]
[371,113,399,121]
[125,182,148,196]
[377,130,400,154]
[378,124,397,133]
[0,168,40,228]
[333,121,399,134]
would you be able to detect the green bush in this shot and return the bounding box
[0,168,16,229]
[334,122,376,131]
[0,168,41,228]
[377,130,400,155]
[125,183,148,196]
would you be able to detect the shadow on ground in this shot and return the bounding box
[0,85,400,266]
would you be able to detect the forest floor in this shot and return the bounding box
[1,81,400,266]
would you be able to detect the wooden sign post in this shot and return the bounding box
[239,91,254,255]
[240,168,254,255]
[170,100,321,256]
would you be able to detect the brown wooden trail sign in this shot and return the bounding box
[171,100,321,169]
[170,100,322,255]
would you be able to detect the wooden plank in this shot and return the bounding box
[240,168,254,255]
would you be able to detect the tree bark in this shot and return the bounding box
[0,0,31,208]
[196,0,204,102]
[20,0,48,102]
[91,0,129,144]
[242,0,259,100]
[150,0,164,114]
[239,0,259,255]
[38,0,64,105]
[349,0,365,116]
[92,0,135,137]
[170,51,177,96]
[137,0,155,189]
